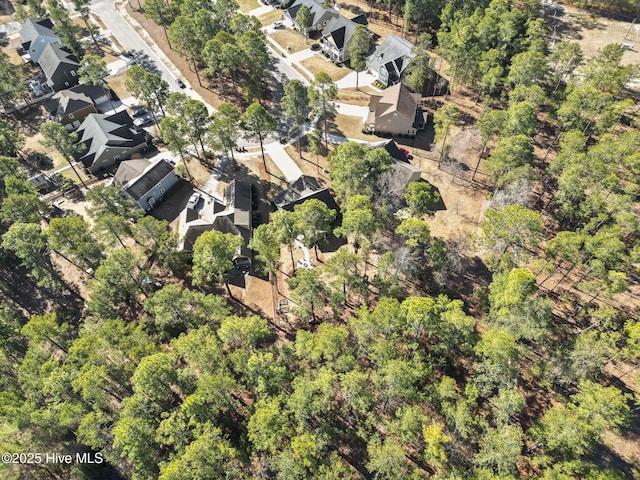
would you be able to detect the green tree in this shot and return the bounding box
[0,119,23,157]
[404,45,433,94]
[484,134,534,186]
[248,223,281,286]
[395,217,431,250]
[294,199,336,258]
[366,436,410,479]
[125,66,170,119]
[289,268,327,321]
[282,80,309,158]
[434,104,460,167]
[474,424,523,475]
[242,102,276,172]
[404,181,441,216]
[47,215,103,271]
[480,204,544,268]
[192,230,243,290]
[296,5,313,42]
[335,195,380,252]
[39,122,86,188]
[208,102,241,161]
[309,72,338,148]
[348,25,372,90]
[2,223,62,289]
[78,54,112,108]
[87,248,145,318]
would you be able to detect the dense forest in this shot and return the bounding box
[1,0,640,478]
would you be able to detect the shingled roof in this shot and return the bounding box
[75,111,145,168]
[367,35,415,84]
[43,89,93,118]
[367,83,421,125]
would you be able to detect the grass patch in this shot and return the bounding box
[329,113,372,141]
[258,9,282,26]
[336,87,377,106]
[106,75,132,101]
[237,0,260,12]
[300,55,351,82]
[291,63,312,82]
[3,44,24,66]
[269,29,310,54]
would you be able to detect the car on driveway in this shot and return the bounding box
[175,78,186,89]
[186,192,201,210]
[273,22,285,29]
[131,107,147,117]
[310,43,321,51]
[133,113,154,127]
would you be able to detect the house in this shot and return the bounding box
[383,140,422,187]
[274,175,338,213]
[320,14,368,63]
[19,18,60,63]
[367,35,415,86]
[43,84,112,130]
[113,158,179,211]
[366,83,427,136]
[43,89,97,130]
[285,0,338,33]
[74,110,149,175]
[178,180,254,261]
[39,43,79,91]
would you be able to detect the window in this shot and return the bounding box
[68,113,74,119]
[71,70,77,76]
[113,155,122,161]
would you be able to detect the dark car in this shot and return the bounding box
[273,22,285,29]
[131,107,147,117]
[175,78,186,89]
[310,43,321,51]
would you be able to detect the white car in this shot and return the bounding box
[186,192,201,210]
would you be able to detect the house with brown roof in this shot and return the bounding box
[366,83,427,137]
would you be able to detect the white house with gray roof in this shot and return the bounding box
[367,35,415,86]
[320,13,368,63]
[285,0,338,32]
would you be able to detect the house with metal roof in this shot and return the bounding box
[367,35,415,87]
[19,18,60,63]
[113,158,179,211]
[366,83,427,136]
[39,43,79,91]
[74,110,149,175]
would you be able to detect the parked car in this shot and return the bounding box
[175,78,186,88]
[133,113,153,127]
[131,107,147,117]
[273,22,285,29]
[310,43,321,51]
[186,192,201,210]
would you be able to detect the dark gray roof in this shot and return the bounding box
[275,175,338,212]
[367,34,415,78]
[68,84,110,101]
[124,159,174,201]
[224,180,252,230]
[75,111,145,168]
[43,89,93,118]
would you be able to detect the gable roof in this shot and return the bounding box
[20,18,56,45]
[68,84,110,101]
[368,83,420,122]
[287,0,338,28]
[75,111,145,167]
[224,180,252,230]
[367,34,415,78]
[39,43,79,79]
[274,175,338,212]
[43,89,93,118]
[121,159,175,201]
[113,159,155,185]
